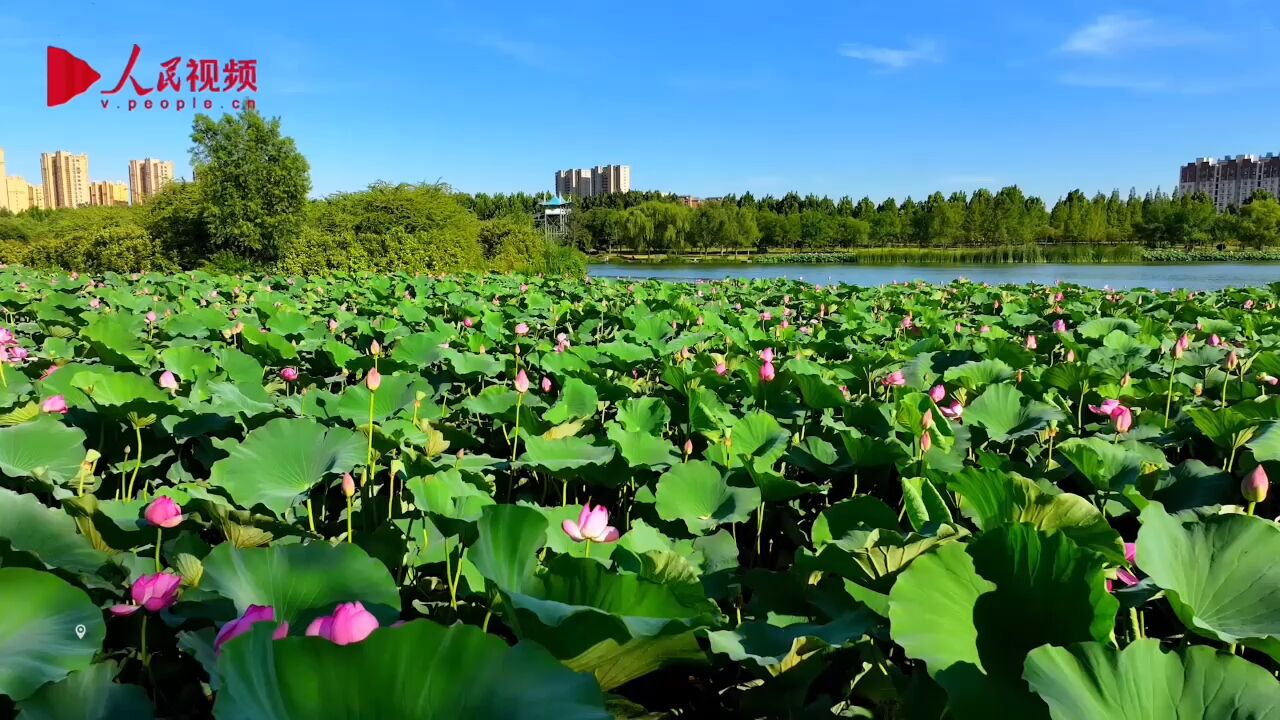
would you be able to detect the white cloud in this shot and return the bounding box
[1061,14,1215,55]
[1057,73,1268,95]
[838,39,941,70]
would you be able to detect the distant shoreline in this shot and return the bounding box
[590,248,1280,265]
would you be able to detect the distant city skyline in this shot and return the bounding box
[3,1,1277,203]
[0,146,176,210]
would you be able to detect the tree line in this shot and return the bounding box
[457,188,1280,254]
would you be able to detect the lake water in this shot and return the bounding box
[589,262,1280,291]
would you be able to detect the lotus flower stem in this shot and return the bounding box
[154,528,162,572]
[1221,373,1231,409]
[362,392,376,488]
[306,498,316,534]
[755,502,765,560]
[444,536,457,609]
[1247,501,1256,516]
[584,538,592,558]
[346,494,353,544]
[1164,356,1178,428]
[1227,445,1238,474]
[140,615,149,665]
[511,393,524,462]
[126,424,143,499]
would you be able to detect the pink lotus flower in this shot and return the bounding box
[305,602,379,646]
[881,371,906,388]
[1209,334,1221,347]
[89,298,101,309]
[1052,319,1066,333]
[514,369,530,394]
[715,362,727,376]
[369,340,382,357]
[979,325,990,334]
[1245,299,1255,310]
[328,319,339,333]
[342,472,356,498]
[514,322,529,336]
[1107,543,1140,592]
[901,315,914,330]
[280,367,299,383]
[520,283,528,293]
[159,371,179,392]
[365,368,382,391]
[561,503,621,543]
[1227,351,1239,371]
[0,328,12,344]
[683,439,693,456]
[760,312,772,322]
[110,572,182,616]
[760,348,775,363]
[1110,405,1133,433]
[146,311,157,325]
[1066,349,1076,363]
[1176,334,1191,353]
[930,385,946,403]
[144,497,183,528]
[1242,464,1269,503]
[920,431,933,452]
[940,401,963,420]
[8,347,28,362]
[42,395,68,414]
[541,376,552,393]
[463,317,474,328]
[1025,335,1038,350]
[1089,399,1120,417]
[760,361,776,382]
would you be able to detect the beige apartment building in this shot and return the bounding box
[90,181,130,207]
[40,151,91,209]
[1178,153,1280,211]
[5,177,44,213]
[554,164,631,198]
[128,158,175,205]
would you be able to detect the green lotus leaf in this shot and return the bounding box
[502,555,719,690]
[964,383,1065,443]
[655,460,761,535]
[471,504,547,593]
[1056,437,1145,492]
[0,568,106,701]
[614,397,670,435]
[213,620,610,719]
[900,476,953,532]
[14,661,154,720]
[208,418,364,516]
[606,423,680,469]
[707,610,877,669]
[0,417,88,487]
[335,372,425,423]
[943,359,1015,391]
[1024,639,1280,720]
[71,369,170,408]
[516,435,615,474]
[1246,420,1280,462]
[889,526,1117,719]
[0,487,107,574]
[1137,503,1280,661]
[542,377,599,425]
[947,468,1123,562]
[200,541,401,623]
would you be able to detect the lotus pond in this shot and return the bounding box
[0,267,1278,719]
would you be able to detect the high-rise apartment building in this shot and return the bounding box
[553,164,631,198]
[90,181,131,207]
[1178,154,1280,211]
[0,148,9,214]
[40,151,91,209]
[128,158,175,205]
[5,177,42,213]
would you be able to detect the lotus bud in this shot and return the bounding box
[683,439,693,456]
[1194,383,1203,397]
[920,431,933,453]
[1227,351,1239,371]
[1026,335,1038,350]
[370,340,382,357]
[760,361,776,383]
[930,384,946,403]
[715,362,727,376]
[342,473,356,498]
[1242,465,1269,503]
[1110,405,1133,433]
[514,370,530,394]
[281,367,299,383]
[541,376,552,393]
[365,368,381,391]
[42,395,68,414]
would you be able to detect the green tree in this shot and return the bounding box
[190,109,310,263]
[1237,197,1280,248]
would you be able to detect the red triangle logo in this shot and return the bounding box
[47,46,100,107]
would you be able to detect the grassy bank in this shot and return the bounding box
[593,245,1280,265]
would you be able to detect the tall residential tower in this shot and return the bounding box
[128,158,175,205]
[40,151,91,209]
[553,165,630,198]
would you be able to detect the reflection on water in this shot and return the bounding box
[590,263,1280,291]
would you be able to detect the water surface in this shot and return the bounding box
[590,262,1280,291]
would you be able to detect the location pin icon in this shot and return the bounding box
[74,624,86,640]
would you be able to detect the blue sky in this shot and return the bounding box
[2,1,1277,201]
